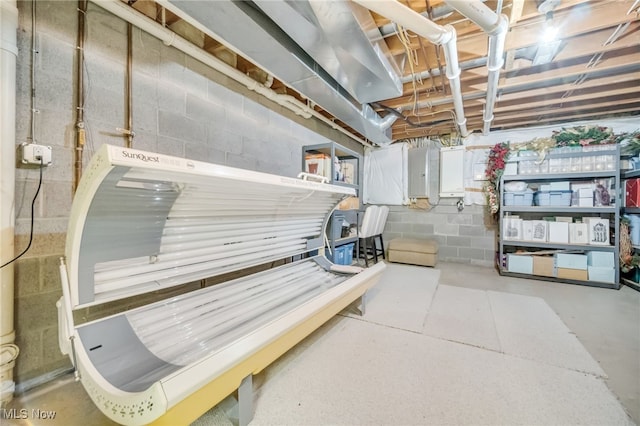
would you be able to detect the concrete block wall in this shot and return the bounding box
[11,1,361,387]
[382,200,497,267]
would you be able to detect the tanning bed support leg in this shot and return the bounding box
[351,290,368,317]
[238,374,253,426]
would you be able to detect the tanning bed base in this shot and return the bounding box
[58,144,385,425]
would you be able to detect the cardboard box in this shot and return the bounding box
[586,218,610,245]
[503,217,523,240]
[531,220,548,242]
[569,223,589,244]
[555,217,573,223]
[578,197,594,207]
[556,253,588,270]
[340,161,356,184]
[507,254,533,274]
[549,181,571,191]
[587,251,614,267]
[557,267,588,281]
[548,221,569,244]
[337,196,359,210]
[533,256,555,277]
[522,221,533,241]
[587,266,615,283]
[571,182,595,192]
[626,178,640,208]
[577,188,593,198]
[305,153,331,179]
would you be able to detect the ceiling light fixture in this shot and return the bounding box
[541,11,558,42]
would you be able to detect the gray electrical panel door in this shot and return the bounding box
[407,144,440,204]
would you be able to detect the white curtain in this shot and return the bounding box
[363,143,408,205]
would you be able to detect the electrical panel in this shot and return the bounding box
[407,143,440,204]
[439,145,465,198]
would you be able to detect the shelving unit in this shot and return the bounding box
[302,142,362,264]
[620,168,640,292]
[498,146,620,289]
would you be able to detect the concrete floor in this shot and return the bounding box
[437,261,640,424]
[3,261,639,425]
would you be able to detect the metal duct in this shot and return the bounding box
[254,0,403,104]
[353,0,469,137]
[163,0,395,145]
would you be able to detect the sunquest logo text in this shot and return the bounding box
[122,150,160,163]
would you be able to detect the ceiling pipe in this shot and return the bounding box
[444,0,508,135]
[91,0,372,147]
[377,0,489,37]
[378,3,455,36]
[353,0,469,137]
[399,45,536,84]
[0,0,19,406]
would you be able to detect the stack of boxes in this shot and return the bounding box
[507,251,615,283]
[503,216,609,245]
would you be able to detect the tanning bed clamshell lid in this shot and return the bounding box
[58,144,385,425]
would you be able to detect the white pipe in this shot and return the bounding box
[482,16,508,134]
[91,0,372,147]
[353,0,469,137]
[445,0,508,134]
[0,0,19,405]
[440,27,468,137]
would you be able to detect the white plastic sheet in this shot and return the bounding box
[363,143,408,205]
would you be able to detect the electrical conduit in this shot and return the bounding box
[352,0,469,137]
[0,0,19,405]
[92,0,371,147]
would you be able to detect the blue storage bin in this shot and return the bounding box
[534,190,572,206]
[504,191,534,206]
[343,243,354,265]
[333,245,346,264]
[333,243,355,265]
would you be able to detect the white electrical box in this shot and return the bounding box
[439,145,464,197]
[407,143,440,204]
[21,144,52,166]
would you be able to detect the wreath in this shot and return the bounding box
[485,141,510,216]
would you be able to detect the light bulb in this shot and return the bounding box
[542,24,559,42]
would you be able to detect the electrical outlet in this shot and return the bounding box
[21,144,52,166]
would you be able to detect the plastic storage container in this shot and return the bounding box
[333,245,346,264]
[504,191,534,206]
[332,243,354,265]
[534,190,572,206]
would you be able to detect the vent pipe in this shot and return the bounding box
[353,0,469,137]
[0,0,19,406]
[445,0,508,134]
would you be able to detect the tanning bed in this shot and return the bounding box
[57,144,385,425]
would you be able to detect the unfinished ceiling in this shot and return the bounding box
[124,0,640,144]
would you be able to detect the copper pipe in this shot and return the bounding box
[74,0,87,193]
[125,22,133,148]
